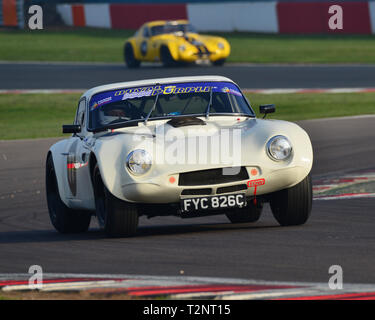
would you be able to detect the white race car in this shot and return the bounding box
[46,76,313,237]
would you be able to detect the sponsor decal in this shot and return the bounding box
[247,178,265,205]
[222,87,242,96]
[122,89,152,100]
[140,41,148,56]
[92,96,112,109]
[247,179,265,188]
[90,82,242,110]
[67,162,88,170]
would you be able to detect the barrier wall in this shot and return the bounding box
[0,0,24,28]
[57,1,375,34]
[277,2,372,34]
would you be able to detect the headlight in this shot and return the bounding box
[218,42,225,49]
[266,136,293,161]
[179,45,186,52]
[126,150,152,175]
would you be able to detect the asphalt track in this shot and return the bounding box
[1,62,375,89]
[1,116,375,284]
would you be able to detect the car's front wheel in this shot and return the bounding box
[226,202,263,223]
[46,155,91,233]
[93,164,138,237]
[124,43,141,68]
[160,46,177,67]
[212,58,226,66]
[270,174,312,226]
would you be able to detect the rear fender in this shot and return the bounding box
[48,139,72,208]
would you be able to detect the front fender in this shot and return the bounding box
[163,41,180,61]
[92,135,136,202]
[126,38,141,59]
[242,119,313,189]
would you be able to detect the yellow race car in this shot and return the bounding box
[123,20,230,68]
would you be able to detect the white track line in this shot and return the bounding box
[0,89,85,94]
[243,88,375,94]
[2,274,375,299]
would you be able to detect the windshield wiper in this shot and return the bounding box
[205,86,213,119]
[144,92,159,126]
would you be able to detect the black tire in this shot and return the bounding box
[212,58,226,66]
[124,43,141,68]
[160,46,177,67]
[93,164,138,237]
[270,174,312,226]
[46,155,91,233]
[226,202,263,223]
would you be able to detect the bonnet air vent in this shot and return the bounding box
[167,116,206,128]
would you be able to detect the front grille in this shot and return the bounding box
[217,184,248,194]
[181,188,212,196]
[178,167,249,186]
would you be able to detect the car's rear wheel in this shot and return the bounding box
[46,155,91,233]
[124,43,141,68]
[226,202,263,223]
[93,164,138,237]
[160,46,177,67]
[212,58,226,66]
[270,174,312,226]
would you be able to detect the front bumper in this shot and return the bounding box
[121,165,309,204]
[178,48,229,63]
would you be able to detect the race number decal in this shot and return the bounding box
[141,41,147,56]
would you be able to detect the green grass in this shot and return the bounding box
[0,93,80,140]
[245,92,375,121]
[0,28,134,63]
[223,33,375,64]
[1,28,375,63]
[1,92,375,140]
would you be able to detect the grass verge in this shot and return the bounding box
[0,93,80,140]
[1,28,375,64]
[1,92,374,140]
[246,92,375,121]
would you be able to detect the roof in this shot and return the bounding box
[143,20,189,27]
[82,75,236,101]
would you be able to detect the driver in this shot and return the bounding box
[106,108,127,117]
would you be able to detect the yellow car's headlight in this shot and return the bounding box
[179,45,186,52]
[218,42,225,50]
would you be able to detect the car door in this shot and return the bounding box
[136,26,154,61]
[66,98,95,210]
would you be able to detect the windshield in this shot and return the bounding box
[88,82,255,131]
[150,23,196,36]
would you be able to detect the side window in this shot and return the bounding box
[75,99,86,128]
[143,27,150,38]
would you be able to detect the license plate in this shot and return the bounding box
[181,194,246,213]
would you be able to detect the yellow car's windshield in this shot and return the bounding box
[150,23,196,36]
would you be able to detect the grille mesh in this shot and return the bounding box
[178,167,249,186]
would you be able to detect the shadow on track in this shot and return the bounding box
[0,222,280,244]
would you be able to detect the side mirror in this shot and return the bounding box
[259,104,275,118]
[62,124,81,134]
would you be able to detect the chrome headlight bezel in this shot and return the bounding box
[126,149,152,176]
[266,135,293,162]
[218,42,225,50]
